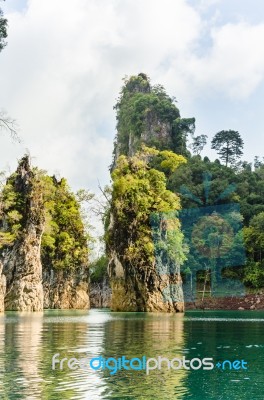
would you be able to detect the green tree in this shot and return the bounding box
[41,176,91,270]
[244,212,264,263]
[90,255,108,283]
[243,212,264,288]
[0,157,92,270]
[112,73,195,167]
[106,146,187,275]
[211,130,244,167]
[0,0,7,52]
[191,134,207,155]
[254,156,264,169]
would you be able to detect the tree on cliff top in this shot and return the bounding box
[211,130,244,167]
[0,156,92,270]
[112,73,195,166]
[190,134,208,155]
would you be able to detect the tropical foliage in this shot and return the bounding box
[112,73,195,163]
[0,159,91,270]
[106,146,187,273]
[110,74,264,291]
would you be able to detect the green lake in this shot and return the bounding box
[0,309,263,399]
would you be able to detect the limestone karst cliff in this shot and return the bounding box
[0,156,90,311]
[0,261,6,312]
[112,73,194,169]
[107,148,186,312]
[90,279,111,308]
[43,266,89,309]
[1,157,45,311]
[107,74,193,312]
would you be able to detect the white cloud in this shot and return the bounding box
[192,22,264,99]
[0,0,202,191]
[1,0,264,196]
[198,0,221,11]
[161,21,264,104]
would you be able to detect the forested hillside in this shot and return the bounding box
[169,152,264,289]
[106,73,264,312]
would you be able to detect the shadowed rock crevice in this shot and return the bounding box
[0,156,90,312]
[2,157,45,311]
[107,74,190,312]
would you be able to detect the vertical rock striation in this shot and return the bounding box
[43,266,90,309]
[0,156,91,312]
[3,157,45,311]
[90,279,111,308]
[107,207,185,313]
[107,74,193,312]
[0,261,6,312]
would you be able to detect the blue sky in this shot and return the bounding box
[189,0,264,25]
[2,0,28,13]
[1,0,264,195]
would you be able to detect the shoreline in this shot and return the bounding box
[186,293,264,311]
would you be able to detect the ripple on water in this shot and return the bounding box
[1,309,264,399]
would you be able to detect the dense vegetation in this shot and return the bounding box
[112,73,195,165]
[41,176,90,270]
[0,157,91,271]
[106,146,187,279]
[1,70,264,295]
[108,73,264,293]
[90,255,108,283]
[168,154,264,288]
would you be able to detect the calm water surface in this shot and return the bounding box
[0,309,264,399]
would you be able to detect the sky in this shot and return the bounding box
[1,0,264,196]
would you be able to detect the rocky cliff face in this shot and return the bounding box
[3,234,44,311]
[43,266,90,309]
[0,156,90,312]
[112,73,178,170]
[108,223,184,313]
[0,262,6,312]
[114,118,173,168]
[107,74,187,313]
[108,159,186,312]
[90,279,111,308]
[2,157,45,311]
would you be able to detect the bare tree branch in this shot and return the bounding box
[98,180,111,205]
[0,110,21,142]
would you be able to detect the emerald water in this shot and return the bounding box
[0,309,264,399]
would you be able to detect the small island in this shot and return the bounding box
[1,74,264,313]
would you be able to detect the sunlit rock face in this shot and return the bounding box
[108,74,185,313]
[90,279,111,308]
[43,266,90,309]
[0,156,90,312]
[108,244,184,313]
[0,262,6,312]
[107,209,185,312]
[3,157,44,311]
[111,73,178,171]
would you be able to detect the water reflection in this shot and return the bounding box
[17,313,43,396]
[1,312,43,399]
[100,313,188,399]
[0,310,264,399]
